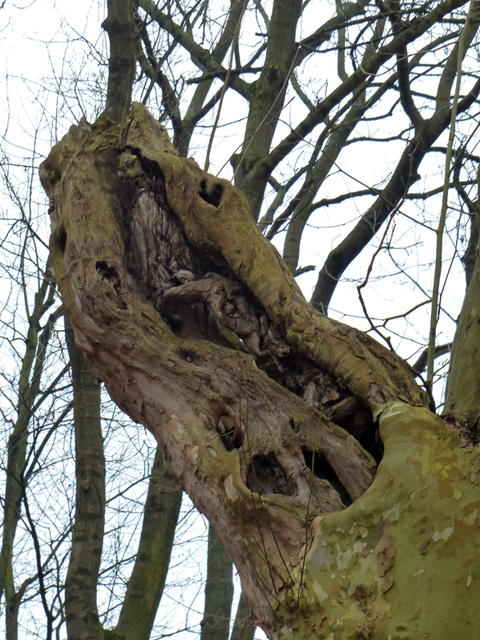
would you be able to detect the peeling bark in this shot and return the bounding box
[42,104,476,637]
[277,403,480,639]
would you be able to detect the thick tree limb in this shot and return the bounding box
[39,103,427,631]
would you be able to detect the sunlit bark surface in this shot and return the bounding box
[40,104,480,638]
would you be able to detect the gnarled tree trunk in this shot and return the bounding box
[40,104,480,639]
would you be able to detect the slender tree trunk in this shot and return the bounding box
[64,319,105,640]
[103,0,137,124]
[0,274,56,638]
[444,199,480,430]
[201,525,233,640]
[230,593,255,640]
[233,0,302,220]
[115,446,182,640]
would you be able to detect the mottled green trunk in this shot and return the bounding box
[275,404,480,639]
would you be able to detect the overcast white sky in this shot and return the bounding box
[0,0,475,635]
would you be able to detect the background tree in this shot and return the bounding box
[2,0,480,637]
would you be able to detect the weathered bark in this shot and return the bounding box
[276,402,480,638]
[39,104,480,638]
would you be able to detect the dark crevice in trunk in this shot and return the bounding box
[121,149,380,464]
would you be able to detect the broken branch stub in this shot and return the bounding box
[39,104,424,630]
